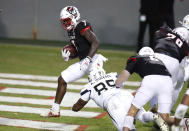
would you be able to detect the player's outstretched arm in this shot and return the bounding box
[72,98,88,112]
[115,70,131,88]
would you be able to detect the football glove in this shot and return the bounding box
[62,49,70,61]
[80,56,92,71]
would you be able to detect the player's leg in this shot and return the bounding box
[153,76,173,131]
[40,62,86,117]
[172,88,189,130]
[105,91,136,131]
[123,75,158,131]
[135,107,154,123]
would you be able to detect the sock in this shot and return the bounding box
[142,111,154,122]
[123,116,134,129]
[175,104,188,119]
[52,103,60,111]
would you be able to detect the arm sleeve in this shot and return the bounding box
[80,85,91,101]
[125,56,137,74]
[76,21,92,35]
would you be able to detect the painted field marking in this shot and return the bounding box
[0,96,99,108]
[0,105,100,118]
[0,87,57,96]
[0,73,141,86]
[0,78,83,90]
[0,87,135,96]
[0,117,81,131]
[0,73,87,83]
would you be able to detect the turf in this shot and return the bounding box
[0,42,188,131]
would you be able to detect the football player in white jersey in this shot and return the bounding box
[72,66,155,131]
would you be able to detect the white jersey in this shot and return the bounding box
[80,72,154,131]
[80,72,119,109]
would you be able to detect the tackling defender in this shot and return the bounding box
[72,66,156,131]
[41,6,106,117]
[116,47,172,131]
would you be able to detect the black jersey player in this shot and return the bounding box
[116,47,173,131]
[40,6,107,117]
[154,25,189,88]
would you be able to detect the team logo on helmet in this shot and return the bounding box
[60,6,80,31]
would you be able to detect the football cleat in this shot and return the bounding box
[153,113,169,131]
[40,108,60,117]
[183,118,189,131]
[171,125,184,131]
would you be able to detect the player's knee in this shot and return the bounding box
[58,76,67,86]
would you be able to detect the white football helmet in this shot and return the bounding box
[88,67,106,82]
[60,6,80,31]
[180,14,189,29]
[138,47,154,56]
[173,27,189,43]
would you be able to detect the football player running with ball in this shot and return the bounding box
[41,6,107,117]
[72,66,155,131]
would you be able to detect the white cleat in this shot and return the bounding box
[153,113,169,131]
[171,125,184,131]
[40,108,60,117]
[183,118,189,131]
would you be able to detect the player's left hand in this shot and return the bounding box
[62,49,70,61]
[80,56,92,71]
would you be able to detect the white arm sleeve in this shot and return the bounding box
[80,85,91,101]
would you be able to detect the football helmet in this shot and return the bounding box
[173,27,189,43]
[180,14,189,30]
[88,67,106,82]
[60,6,80,31]
[138,47,154,56]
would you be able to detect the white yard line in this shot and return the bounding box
[0,78,83,90]
[0,73,87,83]
[0,117,79,131]
[0,87,135,96]
[1,87,57,96]
[0,73,141,86]
[0,96,99,108]
[0,105,100,118]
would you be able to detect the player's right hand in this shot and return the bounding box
[62,49,70,61]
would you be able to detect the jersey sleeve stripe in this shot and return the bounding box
[80,26,91,35]
[80,89,89,95]
[128,57,136,62]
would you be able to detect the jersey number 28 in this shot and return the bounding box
[166,33,183,48]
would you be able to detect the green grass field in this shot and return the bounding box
[0,42,188,131]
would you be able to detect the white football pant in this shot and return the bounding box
[105,90,153,131]
[61,54,107,83]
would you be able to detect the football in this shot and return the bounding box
[62,44,78,58]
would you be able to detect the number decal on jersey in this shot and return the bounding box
[82,20,87,26]
[166,33,183,48]
[93,79,115,96]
